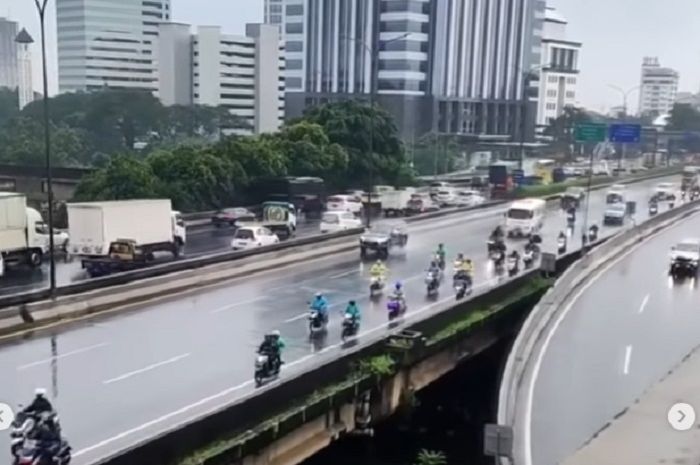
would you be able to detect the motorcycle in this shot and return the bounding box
[588,226,599,243]
[341,313,359,341]
[435,254,446,271]
[14,437,71,465]
[387,296,406,321]
[10,410,35,460]
[453,272,472,300]
[369,275,385,296]
[507,255,519,277]
[425,270,440,296]
[308,310,327,335]
[557,236,567,255]
[523,249,534,269]
[254,353,280,386]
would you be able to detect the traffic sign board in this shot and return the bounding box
[574,123,607,142]
[609,123,641,143]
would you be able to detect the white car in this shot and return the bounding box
[434,188,457,206]
[453,190,486,207]
[230,225,279,250]
[655,182,676,200]
[320,211,363,233]
[326,194,363,215]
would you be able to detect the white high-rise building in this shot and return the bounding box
[264,0,284,31]
[638,57,679,116]
[159,23,285,134]
[56,0,171,94]
[15,28,34,109]
[283,0,542,139]
[536,6,582,129]
[0,18,19,90]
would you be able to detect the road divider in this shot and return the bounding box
[0,168,679,316]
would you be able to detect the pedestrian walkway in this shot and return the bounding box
[563,346,700,465]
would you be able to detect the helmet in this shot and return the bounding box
[315,292,322,298]
[395,282,402,289]
[457,253,464,259]
[430,260,437,267]
[375,259,382,265]
[349,300,356,306]
[438,243,444,248]
[466,258,472,264]
[270,330,281,337]
[35,387,47,397]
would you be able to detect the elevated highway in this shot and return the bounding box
[2,176,673,464]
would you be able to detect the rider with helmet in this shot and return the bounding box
[370,259,388,281]
[23,388,54,416]
[435,243,447,268]
[344,300,361,324]
[258,330,285,370]
[309,292,329,323]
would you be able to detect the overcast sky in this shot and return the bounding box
[6,0,700,114]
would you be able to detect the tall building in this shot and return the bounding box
[536,6,581,129]
[638,57,679,116]
[56,0,171,94]
[158,23,285,134]
[15,28,35,109]
[264,0,285,31]
[0,18,19,90]
[283,0,542,140]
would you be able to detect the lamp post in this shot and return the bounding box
[518,64,548,170]
[608,84,641,172]
[33,0,56,295]
[342,32,410,228]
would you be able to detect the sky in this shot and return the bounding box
[4,0,700,114]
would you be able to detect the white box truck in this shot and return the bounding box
[0,192,49,269]
[67,200,186,277]
[380,188,415,217]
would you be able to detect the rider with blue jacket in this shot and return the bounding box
[310,292,329,323]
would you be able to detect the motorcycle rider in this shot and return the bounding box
[370,259,388,282]
[344,300,361,326]
[258,330,285,370]
[490,225,504,241]
[566,206,576,225]
[454,256,473,285]
[427,259,441,278]
[23,388,54,416]
[435,243,447,267]
[309,292,329,324]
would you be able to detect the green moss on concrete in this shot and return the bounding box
[427,277,552,345]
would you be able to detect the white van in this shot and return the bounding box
[505,198,546,237]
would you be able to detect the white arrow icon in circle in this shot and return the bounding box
[668,403,695,431]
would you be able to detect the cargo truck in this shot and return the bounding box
[67,200,186,277]
[0,192,49,269]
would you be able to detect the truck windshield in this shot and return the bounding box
[507,209,533,219]
[322,213,339,224]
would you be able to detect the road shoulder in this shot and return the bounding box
[562,345,700,465]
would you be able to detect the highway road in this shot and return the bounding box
[0,219,322,297]
[524,200,700,465]
[1,177,671,464]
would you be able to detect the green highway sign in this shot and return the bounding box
[574,123,607,142]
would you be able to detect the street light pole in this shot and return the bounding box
[608,84,640,173]
[342,32,410,228]
[34,0,56,296]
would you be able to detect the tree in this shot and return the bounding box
[0,87,19,127]
[73,155,161,201]
[274,121,348,181]
[215,135,288,184]
[668,103,700,132]
[300,100,408,186]
[413,449,447,465]
[147,145,244,211]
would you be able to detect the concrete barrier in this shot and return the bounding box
[496,198,700,464]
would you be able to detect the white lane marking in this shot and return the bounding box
[523,209,700,465]
[103,353,191,385]
[284,313,309,323]
[328,269,358,280]
[73,378,253,458]
[210,297,266,314]
[638,294,650,313]
[17,343,110,371]
[623,345,633,375]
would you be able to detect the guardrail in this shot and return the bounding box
[496,197,700,464]
[0,168,679,312]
